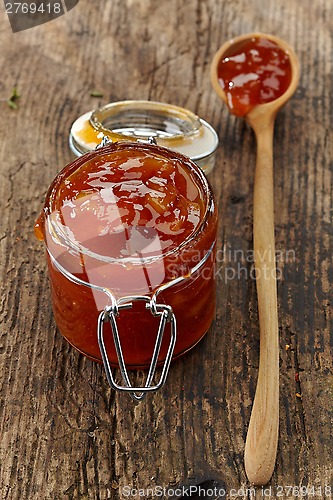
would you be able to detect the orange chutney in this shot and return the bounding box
[217,37,292,116]
[35,142,218,368]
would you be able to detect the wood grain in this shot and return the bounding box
[0,0,332,498]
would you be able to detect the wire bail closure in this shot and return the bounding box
[96,134,173,401]
[95,134,112,149]
[93,135,206,401]
[97,296,176,401]
[95,134,157,149]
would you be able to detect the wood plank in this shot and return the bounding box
[0,0,332,498]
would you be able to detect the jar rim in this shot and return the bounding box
[69,100,219,174]
[90,100,202,143]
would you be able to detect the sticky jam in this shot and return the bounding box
[217,37,292,116]
[49,148,204,260]
[36,142,217,368]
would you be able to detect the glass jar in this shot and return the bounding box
[35,141,218,399]
[69,100,219,174]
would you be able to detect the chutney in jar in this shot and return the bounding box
[35,142,218,368]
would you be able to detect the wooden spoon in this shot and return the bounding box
[211,33,300,485]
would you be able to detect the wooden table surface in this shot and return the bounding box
[0,0,332,498]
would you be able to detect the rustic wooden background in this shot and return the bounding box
[0,0,332,498]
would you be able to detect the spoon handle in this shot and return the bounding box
[244,117,279,485]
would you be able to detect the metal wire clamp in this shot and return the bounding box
[97,296,176,401]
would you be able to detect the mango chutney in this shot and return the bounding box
[217,36,292,116]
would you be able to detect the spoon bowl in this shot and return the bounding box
[211,33,300,486]
[211,32,300,125]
